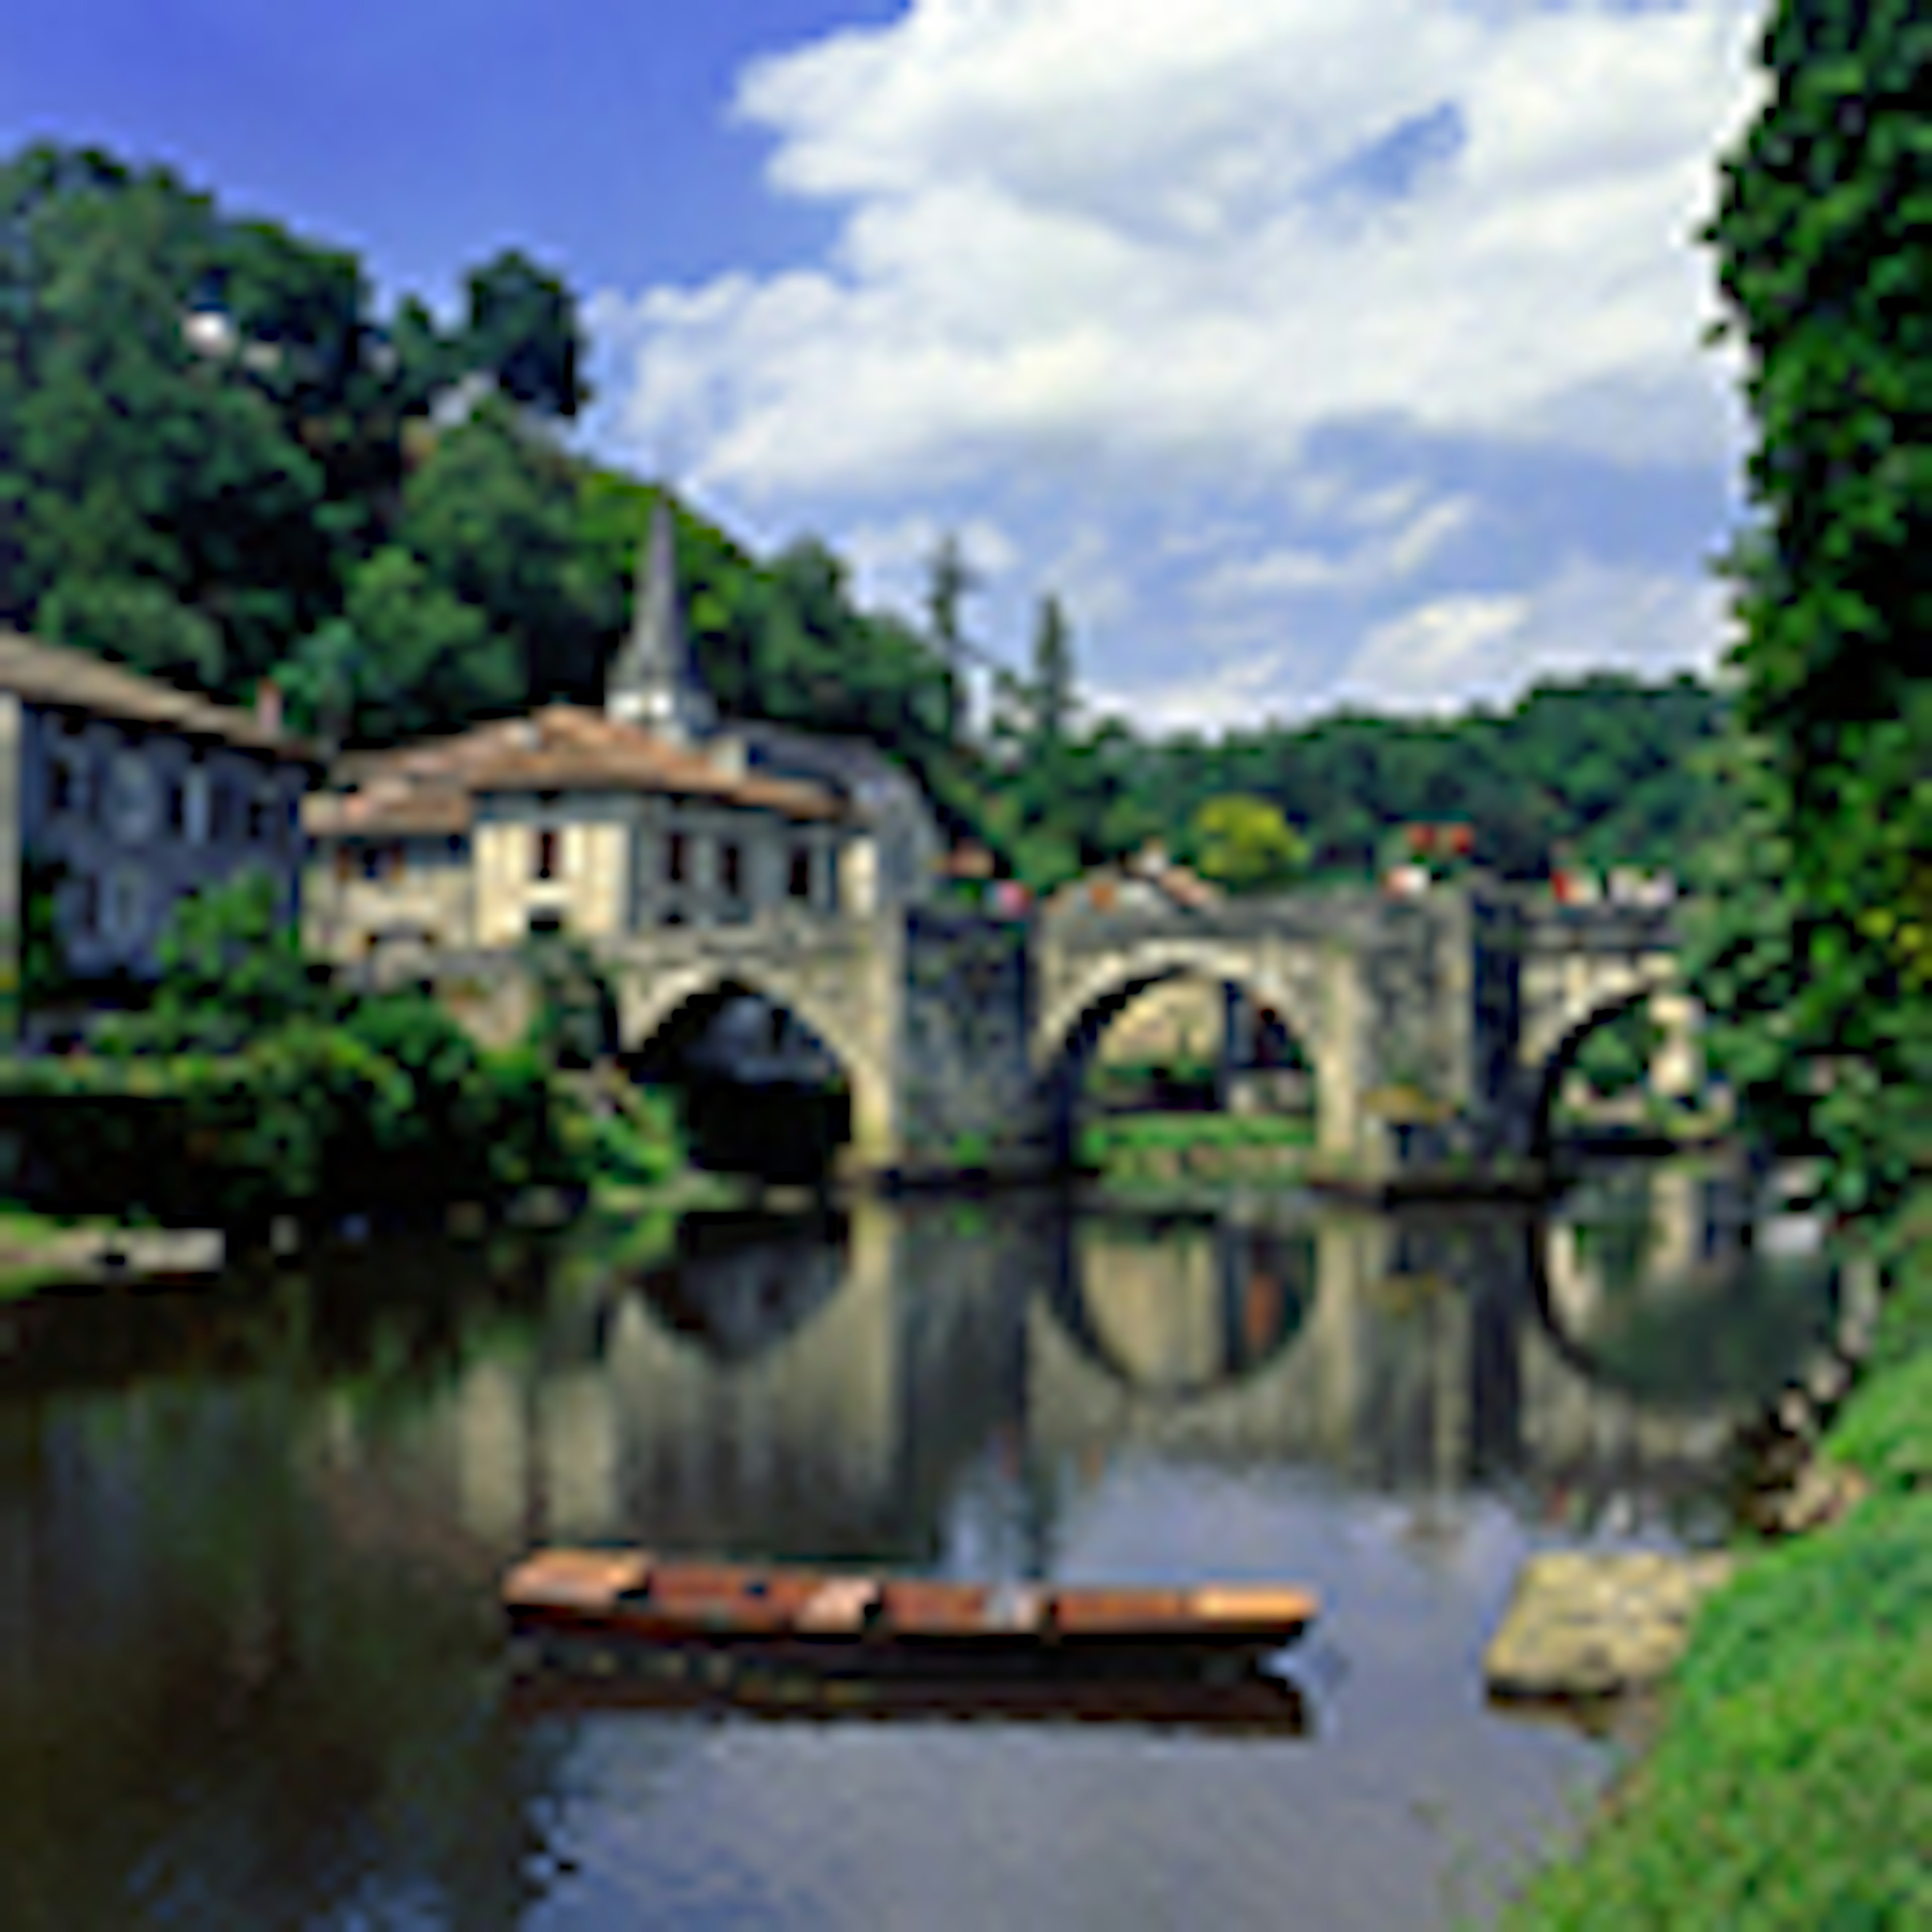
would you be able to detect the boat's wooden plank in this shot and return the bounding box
[880,1580,991,1635]
[504,1548,653,1609]
[794,1577,881,1632]
[1046,1588,1192,1635]
[1189,1586,1319,1628]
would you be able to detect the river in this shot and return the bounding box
[0,1158,1840,1929]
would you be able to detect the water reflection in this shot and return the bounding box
[0,1160,1842,1930]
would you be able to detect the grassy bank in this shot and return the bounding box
[1079,1111,1315,1189]
[0,1204,146,1301]
[1502,1187,1932,1928]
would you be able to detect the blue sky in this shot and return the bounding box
[4,0,1772,734]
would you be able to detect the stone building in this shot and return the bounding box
[303,497,940,959]
[0,632,318,1031]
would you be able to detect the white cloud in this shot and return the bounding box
[590,0,1768,725]
[1329,556,1735,715]
[600,0,1762,498]
[1088,648,1301,739]
[1196,492,1477,605]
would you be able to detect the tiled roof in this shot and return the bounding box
[306,785,472,838]
[0,630,320,763]
[308,706,846,837]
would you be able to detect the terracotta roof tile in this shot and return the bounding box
[303,785,472,837]
[316,705,845,834]
[0,630,321,763]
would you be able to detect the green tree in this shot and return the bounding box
[35,576,226,688]
[394,394,583,703]
[270,616,395,760]
[96,869,330,1056]
[1187,794,1310,893]
[340,545,520,742]
[1026,592,1076,752]
[1689,0,1932,1217]
[459,248,589,419]
[0,146,334,680]
[922,532,977,740]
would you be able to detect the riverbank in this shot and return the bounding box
[0,1206,129,1301]
[1079,1112,1314,1191]
[1501,1184,1932,1928]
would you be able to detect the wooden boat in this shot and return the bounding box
[502,1547,1317,1677]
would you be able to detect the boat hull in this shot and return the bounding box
[502,1547,1318,1681]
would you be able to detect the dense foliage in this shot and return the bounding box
[0,874,680,1225]
[1684,0,1932,1218]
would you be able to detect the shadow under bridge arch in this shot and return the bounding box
[621,967,881,1184]
[1042,1216,1319,1405]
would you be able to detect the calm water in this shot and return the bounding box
[0,1161,1841,1930]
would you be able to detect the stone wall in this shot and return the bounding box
[304,836,474,957]
[16,703,307,983]
[895,910,1054,1176]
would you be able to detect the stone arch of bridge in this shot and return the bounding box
[616,961,894,1170]
[1032,938,1350,1154]
[1517,955,1694,1158]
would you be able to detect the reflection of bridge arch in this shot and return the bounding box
[1526,1196,1835,1411]
[631,1215,847,1365]
[1032,938,1356,1157]
[1044,1223,1318,1405]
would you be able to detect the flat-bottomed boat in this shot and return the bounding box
[503,1547,1317,1680]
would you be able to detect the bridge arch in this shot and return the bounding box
[618,963,894,1175]
[1032,936,1350,1157]
[1516,952,1700,1158]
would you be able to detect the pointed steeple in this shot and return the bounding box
[606,491,714,741]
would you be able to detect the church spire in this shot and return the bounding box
[606,490,714,741]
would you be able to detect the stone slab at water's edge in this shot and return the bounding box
[1484,1550,1737,1700]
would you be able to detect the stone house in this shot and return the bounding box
[0,631,319,1031]
[303,706,852,956]
[302,497,935,959]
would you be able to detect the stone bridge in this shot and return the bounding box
[1036,886,1696,1172]
[361,879,1699,1182]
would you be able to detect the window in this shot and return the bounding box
[665,830,688,884]
[72,872,99,938]
[246,788,272,842]
[104,751,158,842]
[528,909,564,937]
[721,840,743,898]
[182,767,211,845]
[787,847,813,901]
[335,845,355,884]
[47,757,72,816]
[534,827,560,880]
[103,867,146,947]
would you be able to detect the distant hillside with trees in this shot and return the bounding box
[1,138,1728,894]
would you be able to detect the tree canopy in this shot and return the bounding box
[1684,0,1932,1220]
